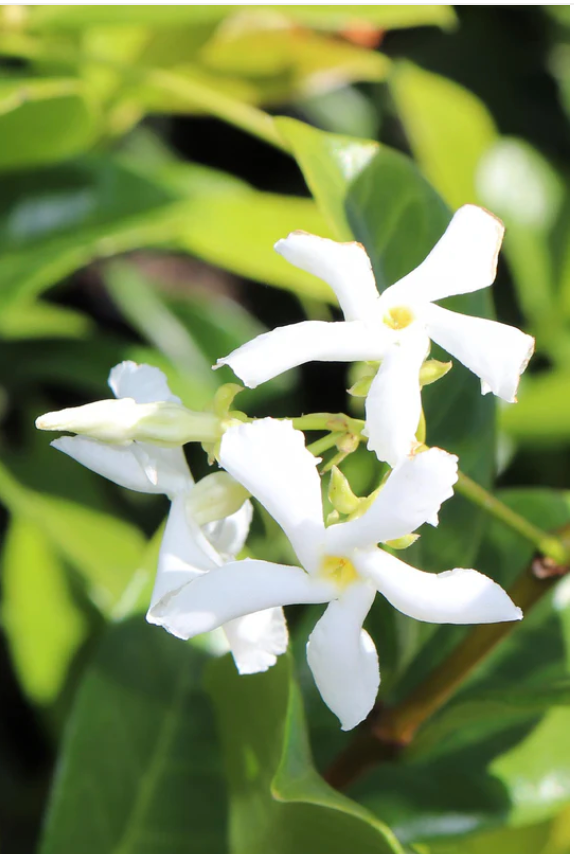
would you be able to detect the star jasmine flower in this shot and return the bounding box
[46,361,288,675]
[153,418,521,731]
[216,205,535,466]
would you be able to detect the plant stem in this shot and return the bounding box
[455,471,569,564]
[307,433,339,456]
[324,543,570,790]
[288,412,365,435]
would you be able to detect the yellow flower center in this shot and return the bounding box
[320,555,360,589]
[383,305,415,330]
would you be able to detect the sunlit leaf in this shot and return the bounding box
[2,517,88,706]
[0,458,146,614]
[390,62,497,209]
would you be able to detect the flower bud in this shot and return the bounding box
[328,466,360,515]
[186,472,250,526]
[419,359,452,387]
[35,398,221,446]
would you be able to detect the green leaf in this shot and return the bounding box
[0,77,97,171]
[207,654,404,854]
[0,458,146,614]
[2,517,88,706]
[390,63,497,209]
[0,300,93,339]
[0,153,333,322]
[38,618,226,854]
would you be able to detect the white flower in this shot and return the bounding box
[49,361,288,675]
[216,205,535,466]
[155,418,521,731]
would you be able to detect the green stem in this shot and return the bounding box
[288,413,365,435]
[307,433,340,457]
[455,471,569,564]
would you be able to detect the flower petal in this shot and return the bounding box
[202,500,253,562]
[147,559,336,640]
[425,303,535,402]
[51,436,163,493]
[215,320,388,389]
[149,496,221,616]
[357,547,522,624]
[306,582,379,730]
[51,435,192,497]
[108,361,181,404]
[364,327,429,466]
[325,448,458,555]
[219,419,325,572]
[384,205,504,305]
[223,607,288,675]
[275,231,380,322]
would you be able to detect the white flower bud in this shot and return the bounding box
[186,472,250,527]
[35,398,221,446]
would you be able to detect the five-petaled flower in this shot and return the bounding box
[50,362,288,675]
[154,418,521,730]
[216,205,535,467]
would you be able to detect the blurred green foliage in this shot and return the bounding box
[0,6,568,854]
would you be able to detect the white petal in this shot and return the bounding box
[149,495,221,615]
[108,361,181,404]
[202,500,253,561]
[306,582,379,731]
[147,559,336,640]
[215,320,388,389]
[325,448,458,555]
[52,436,165,494]
[364,327,429,466]
[131,443,193,496]
[384,205,504,305]
[219,419,325,572]
[357,548,523,624]
[275,231,380,322]
[223,607,288,675]
[425,303,535,402]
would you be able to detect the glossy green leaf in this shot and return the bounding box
[208,654,404,854]
[0,77,96,171]
[39,618,226,854]
[0,458,146,614]
[2,517,87,705]
[390,63,497,209]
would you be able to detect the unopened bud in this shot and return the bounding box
[385,533,420,550]
[186,472,250,526]
[328,466,360,515]
[36,398,221,446]
[419,359,452,387]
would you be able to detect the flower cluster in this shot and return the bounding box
[37,205,531,729]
